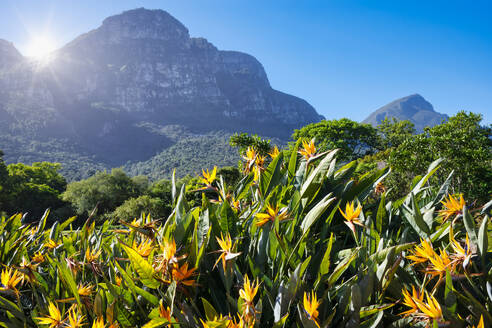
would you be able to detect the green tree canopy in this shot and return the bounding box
[62,168,142,218]
[4,162,67,220]
[389,111,492,201]
[111,195,169,221]
[376,117,415,149]
[229,133,272,156]
[292,118,379,161]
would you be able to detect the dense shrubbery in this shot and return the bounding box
[290,112,491,203]
[0,142,490,327]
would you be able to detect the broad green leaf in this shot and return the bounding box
[121,243,160,289]
[319,233,334,276]
[202,298,218,321]
[327,248,359,286]
[300,194,335,234]
[114,261,159,306]
[463,206,478,248]
[300,149,338,206]
[260,152,284,196]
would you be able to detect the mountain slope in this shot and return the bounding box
[362,94,448,132]
[0,8,322,179]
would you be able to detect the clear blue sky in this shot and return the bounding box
[1,0,491,124]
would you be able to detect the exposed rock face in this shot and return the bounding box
[0,8,322,166]
[0,39,22,69]
[362,94,448,132]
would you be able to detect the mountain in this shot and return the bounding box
[362,94,448,132]
[0,8,322,180]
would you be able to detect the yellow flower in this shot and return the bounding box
[85,247,102,263]
[268,146,280,159]
[407,239,436,265]
[45,239,60,250]
[339,201,363,234]
[242,147,256,163]
[200,314,230,328]
[414,291,443,320]
[92,317,105,328]
[132,239,153,257]
[298,139,316,160]
[471,315,484,328]
[129,217,142,228]
[171,263,197,287]
[158,301,172,322]
[407,239,454,281]
[242,147,257,174]
[214,233,241,272]
[255,155,266,168]
[35,301,64,328]
[154,238,178,273]
[449,226,473,268]
[231,196,240,210]
[77,283,93,297]
[66,305,86,328]
[0,267,23,293]
[256,203,289,227]
[303,290,321,328]
[228,316,245,328]
[32,252,45,263]
[400,286,424,317]
[239,275,259,321]
[115,274,122,287]
[202,166,218,186]
[439,194,465,221]
[426,249,453,278]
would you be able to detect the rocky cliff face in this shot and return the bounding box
[362,94,448,132]
[0,8,322,166]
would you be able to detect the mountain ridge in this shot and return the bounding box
[0,8,322,179]
[362,94,448,132]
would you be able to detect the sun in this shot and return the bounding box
[24,36,57,59]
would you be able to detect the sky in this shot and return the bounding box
[0,0,491,124]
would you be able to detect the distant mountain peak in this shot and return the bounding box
[0,39,22,69]
[363,94,447,132]
[99,8,190,44]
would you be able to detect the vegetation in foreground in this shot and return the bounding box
[0,138,490,327]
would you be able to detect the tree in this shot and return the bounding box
[389,111,491,202]
[111,195,169,221]
[292,118,380,162]
[4,162,68,220]
[62,168,142,219]
[0,150,9,212]
[376,117,415,149]
[229,133,272,156]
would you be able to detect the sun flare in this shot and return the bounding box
[25,36,57,59]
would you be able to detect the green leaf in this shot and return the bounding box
[113,261,159,306]
[142,318,170,328]
[477,216,488,260]
[260,153,284,197]
[56,261,82,307]
[319,233,334,276]
[288,139,302,181]
[327,248,359,286]
[300,149,338,206]
[444,270,457,314]
[202,298,218,321]
[300,194,335,234]
[360,303,394,319]
[121,243,160,289]
[463,206,478,248]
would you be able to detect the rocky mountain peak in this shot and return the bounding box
[99,8,190,44]
[390,94,434,114]
[0,39,23,69]
[362,94,448,132]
